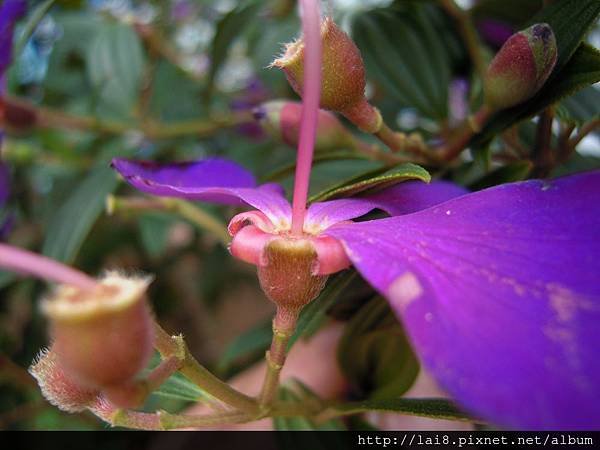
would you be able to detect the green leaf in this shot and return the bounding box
[86,22,145,118]
[42,167,118,263]
[337,297,419,401]
[471,0,542,26]
[205,2,262,100]
[551,153,600,178]
[331,398,473,422]
[352,3,462,119]
[309,163,430,202]
[137,213,174,259]
[274,382,346,431]
[289,271,358,349]
[216,320,273,377]
[152,372,213,403]
[557,86,600,126]
[262,152,368,183]
[469,160,533,190]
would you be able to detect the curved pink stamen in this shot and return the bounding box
[290,0,322,236]
[0,243,98,291]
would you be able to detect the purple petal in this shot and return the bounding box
[362,180,468,216]
[476,18,514,49]
[0,0,27,75]
[305,181,467,230]
[325,171,600,429]
[111,158,292,226]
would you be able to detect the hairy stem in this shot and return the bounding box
[258,310,298,409]
[152,323,259,415]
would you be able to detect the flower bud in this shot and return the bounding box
[257,237,328,330]
[29,347,99,413]
[254,100,354,151]
[484,23,557,111]
[42,272,154,390]
[271,17,382,133]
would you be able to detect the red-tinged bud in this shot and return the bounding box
[254,100,354,151]
[42,272,154,390]
[29,347,100,413]
[271,17,382,134]
[484,23,557,110]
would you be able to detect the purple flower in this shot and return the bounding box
[111,157,600,430]
[111,0,600,430]
[0,0,25,238]
[230,78,270,140]
[0,0,27,81]
[476,18,514,49]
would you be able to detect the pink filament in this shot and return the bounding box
[0,243,98,291]
[290,0,322,236]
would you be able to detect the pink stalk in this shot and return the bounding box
[0,243,98,291]
[290,0,322,236]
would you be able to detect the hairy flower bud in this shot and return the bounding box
[257,237,328,330]
[29,347,99,413]
[484,23,557,110]
[42,272,154,390]
[272,17,382,133]
[254,100,355,151]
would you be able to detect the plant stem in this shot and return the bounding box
[164,199,231,245]
[568,118,600,149]
[152,322,259,415]
[2,95,249,139]
[258,309,299,409]
[441,105,492,161]
[440,0,487,79]
[258,327,292,408]
[0,243,98,291]
[375,123,427,157]
[107,196,231,245]
[110,409,252,430]
[532,107,555,177]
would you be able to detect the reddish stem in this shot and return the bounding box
[290,0,322,236]
[0,243,98,291]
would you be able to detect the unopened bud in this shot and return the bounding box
[29,347,99,413]
[272,18,382,133]
[484,23,557,110]
[254,100,354,151]
[42,272,154,390]
[257,237,328,330]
